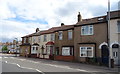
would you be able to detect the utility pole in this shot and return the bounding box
[108,0,111,68]
[15,38,18,57]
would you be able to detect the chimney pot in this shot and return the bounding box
[36,28,39,32]
[61,23,64,26]
[78,12,82,22]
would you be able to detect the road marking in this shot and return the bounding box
[76,69,88,72]
[17,64,21,67]
[45,64,88,72]
[11,58,39,64]
[5,61,8,63]
[4,57,8,58]
[3,60,44,73]
[9,57,15,59]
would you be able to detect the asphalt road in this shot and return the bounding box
[2,62,38,72]
[0,54,119,74]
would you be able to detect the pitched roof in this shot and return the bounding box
[76,10,120,26]
[110,10,120,19]
[76,16,107,26]
[21,32,35,38]
[54,25,75,32]
[39,27,61,35]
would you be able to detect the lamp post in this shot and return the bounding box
[14,38,18,57]
[108,0,111,68]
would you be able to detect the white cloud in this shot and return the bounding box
[0,0,119,42]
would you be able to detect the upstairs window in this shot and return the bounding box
[39,36,41,42]
[29,38,31,43]
[51,34,55,41]
[24,38,26,43]
[68,30,73,40]
[81,25,93,35]
[58,31,63,40]
[43,35,47,42]
[33,37,35,43]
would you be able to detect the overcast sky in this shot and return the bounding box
[0,0,119,42]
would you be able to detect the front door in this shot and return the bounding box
[101,45,109,66]
[112,44,119,65]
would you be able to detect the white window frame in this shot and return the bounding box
[24,38,26,43]
[43,35,47,42]
[80,47,93,57]
[113,52,118,57]
[58,31,63,40]
[81,25,93,35]
[33,37,35,43]
[39,36,41,42]
[31,46,38,54]
[62,47,70,55]
[51,33,55,41]
[46,46,51,54]
[68,30,72,40]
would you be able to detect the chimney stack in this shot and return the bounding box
[36,28,39,33]
[61,23,64,26]
[78,12,82,22]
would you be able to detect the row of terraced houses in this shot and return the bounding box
[20,10,120,66]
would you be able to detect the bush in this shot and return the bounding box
[2,45,8,53]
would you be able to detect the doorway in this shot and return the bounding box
[101,45,109,66]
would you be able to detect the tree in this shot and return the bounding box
[2,45,8,53]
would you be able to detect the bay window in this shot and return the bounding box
[62,47,73,56]
[80,47,93,57]
[31,46,38,54]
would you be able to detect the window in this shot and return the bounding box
[80,47,93,57]
[62,47,73,56]
[31,46,37,54]
[117,21,120,33]
[33,37,35,43]
[39,36,41,42]
[29,38,31,43]
[81,25,93,35]
[24,38,26,43]
[58,31,63,40]
[43,35,47,42]
[36,47,38,51]
[46,46,50,54]
[51,34,55,41]
[68,30,72,40]
[113,52,117,57]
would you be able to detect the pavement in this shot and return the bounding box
[0,53,120,74]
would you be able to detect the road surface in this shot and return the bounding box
[0,53,119,74]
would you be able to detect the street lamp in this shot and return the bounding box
[14,38,18,57]
[108,0,111,68]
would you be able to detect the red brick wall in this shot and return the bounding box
[30,54,37,58]
[55,56,74,61]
